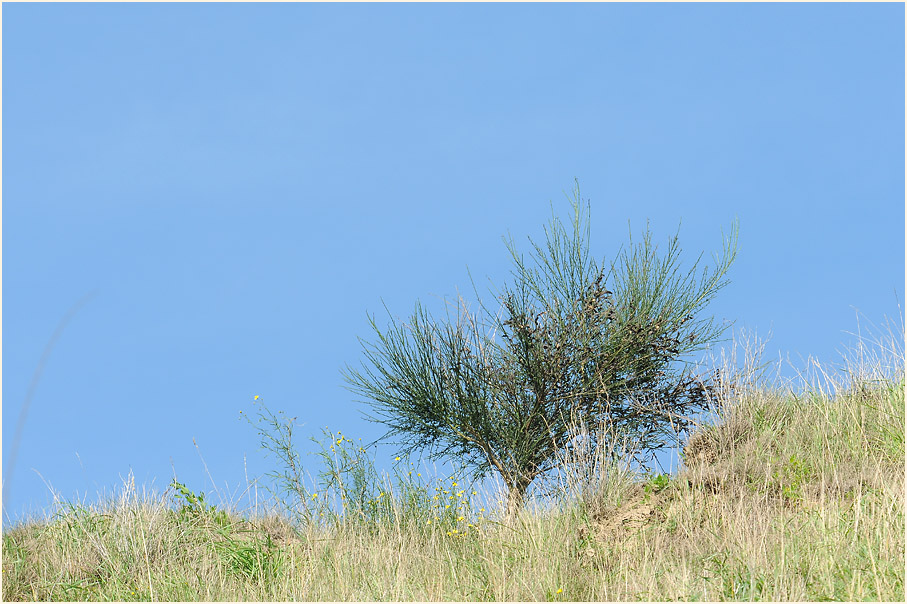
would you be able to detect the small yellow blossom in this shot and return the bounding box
[253,395,260,401]
[557,588,563,594]
[395,456,401,461]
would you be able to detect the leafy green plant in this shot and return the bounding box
[642,472,671,502]
[771,454,815,504]
[170,477,284,582]
[169,480,230,527]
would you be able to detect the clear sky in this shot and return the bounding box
[3,2,904,524]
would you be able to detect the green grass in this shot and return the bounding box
[3,326,904,601]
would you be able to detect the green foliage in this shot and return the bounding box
[170,478,284,582]
[242,396,485,535]
[54,502,112,541]
[309,428,378,524]
[307,427,487,537]
[864,378,905,464]
[213,533,284,582]
[702,549,769,600]
[642,472,671,502]
[344,182,738,515]
[169,480,231,528]
[240,397,312,522]
[771,454,815,504]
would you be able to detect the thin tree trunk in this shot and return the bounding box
[504,478,531,524]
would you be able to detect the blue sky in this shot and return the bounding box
[3,3,903,524]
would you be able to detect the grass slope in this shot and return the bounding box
[3,329,904,601]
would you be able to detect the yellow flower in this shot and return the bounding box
[253,395,260,401]
[557,588,563,594]
[395,456,401,461]
[426,519,432,524]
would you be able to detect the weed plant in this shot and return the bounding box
[2,319,904,601]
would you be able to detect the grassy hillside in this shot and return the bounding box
[2,327,904,601]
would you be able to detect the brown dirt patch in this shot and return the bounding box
[581,484,669,547]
